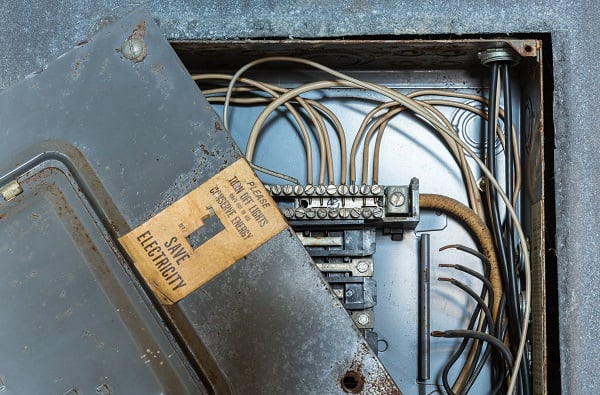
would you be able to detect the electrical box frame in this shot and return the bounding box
[172,36,553,394]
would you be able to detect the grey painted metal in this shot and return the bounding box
[0,160,203,394]
[0,9,399,394]
[1,2,597,393]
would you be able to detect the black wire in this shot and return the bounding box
[438,247,500,394]
[439,265,497,393]
[502,62,531,395]
[439,278,494,332]
[432,330,514,370]
[439,277,497,395]
[488,64,525,395]
[439,284,488,395]
[440,264,494,312]
[463,296,507,394]
[438,272,492,394]
[439,244,491,267]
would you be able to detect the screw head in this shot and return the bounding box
[283,208,294,218]
[389,191,406,207]
[339,208,350,218]
[356,261,369,273]
[317,208,328,218]
[350,208,361,219]
[315,185,326,195]
[121,38,145,61]
[271,185,282,195]
[295,208,306,218]
[373,207,384,218]
[345,289,354,298]
[371,184,382,195]
[328,208,338,218]
[306,208,316,218]
[362,208,373,218]
[357,314,370,326]
[304,185,315,195]
[360,185,370,195]
[338,185,349,195]
[293,185,304,195]
[326,184,337,195]
[282,185,293,195]
[349,185,359,195]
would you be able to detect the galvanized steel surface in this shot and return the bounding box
[1,1,598,393]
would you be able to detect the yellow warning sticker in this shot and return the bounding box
[118,158,287,304]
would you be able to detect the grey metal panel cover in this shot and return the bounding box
[0,8,399,394]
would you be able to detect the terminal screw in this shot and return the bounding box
[339,208,350,218]
[357,314,370,326]
[295,208,306,218]
[356,261,369,273]
[389,191,405,207]
[371,185,382,195]
[317,208,328,218]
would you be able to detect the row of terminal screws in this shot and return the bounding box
[266,184,383,197]
[282,206,384,220]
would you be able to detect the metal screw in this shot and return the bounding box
[317,208,328,218]
[350,208,361,219]
[371,185,382,195]
[345,289,354,298]
[282,185,293,195]
[356,261,369,273]
[271,185,282,195]
[389,191,406,207]
[339,208,350,218]
[362,208,373,218]
[293,185,304,195]
[373,207,384,218]
[306,208,316,218]
[295,208,306,218]
[283,208,294,218]
[121,37,145,61]
[304,185,315,195]
[338,185,349,195]
[326,184,337,195]
[360,185,370,195]
[349,185,359,195]
[315,185,326,195]
[328,208,338,218]
[357,314,370,326]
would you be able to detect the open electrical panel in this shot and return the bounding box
[175,37,550,394]
[0,10,554,394]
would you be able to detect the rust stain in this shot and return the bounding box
[341,343,401,394]
[126,21,148,63]
[340,370,364,394]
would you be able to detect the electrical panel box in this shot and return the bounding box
[0,9,552,395]
[174,36,550,394]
